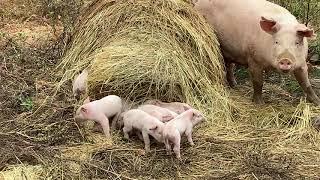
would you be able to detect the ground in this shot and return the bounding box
[1,1,320,179]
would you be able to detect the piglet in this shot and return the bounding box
[115,99,139,128]
[73,69,88,100]
[75,95,122,138]
[144,99,192,114]
[122,109,165,152]
[138,104,178,122]
[162,109,204,159]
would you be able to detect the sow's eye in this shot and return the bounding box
[275,41,279,45]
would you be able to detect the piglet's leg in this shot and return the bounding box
[111,113,120,130]
[92,122,103,133]
[123,125,132,139]
[135,130,143,141]
[164,138,172,155]
[142,130,151,153]
[294,66,320,106]
[99,115,110,138]
[185,128,194,146]
[173,135,181,160]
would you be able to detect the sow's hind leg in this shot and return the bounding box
[223,51,238,88]
[225,61,237,88]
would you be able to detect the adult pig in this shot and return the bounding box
[194,0,320,105]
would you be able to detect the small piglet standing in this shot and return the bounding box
[144,99,192,114]
[122,109,165,152]
[138,104,178,122]
[75,95,122,138]
[73,69,88,100]
[162,109,204,159]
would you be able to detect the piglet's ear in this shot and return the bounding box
[83,97,90,104]
[149,125,158,131]
[162,115,174,122]
[183,105,191,111]
[82,68,88,74]
[81,107,88,114]
[260,16,279,34]
[153,100,161,105]
[297,24,317,40]
[192,110,203,118]
[73,74,78,82]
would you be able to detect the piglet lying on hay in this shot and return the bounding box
[144,99,192,114]
[75,95,122,139]
[138,104,178,122]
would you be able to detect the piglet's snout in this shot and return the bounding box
[278,58,293,72]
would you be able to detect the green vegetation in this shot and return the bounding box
[19,96,33,111]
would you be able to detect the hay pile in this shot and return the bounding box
[58,0,232,122]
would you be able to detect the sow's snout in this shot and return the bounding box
[277,50,296,73]
[278,58,293,72]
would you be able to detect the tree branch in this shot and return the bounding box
[305,0,311,26]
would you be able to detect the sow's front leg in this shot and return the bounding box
[248,63,264,104]
[294,66,320,106]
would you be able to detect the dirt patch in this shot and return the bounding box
[0,21,63,49]
[0,0,42,25]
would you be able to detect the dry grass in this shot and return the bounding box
[1,0,320,179]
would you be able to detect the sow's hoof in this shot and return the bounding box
[252,95,265,105]
[229,80,238,89]
[312,116,320,131]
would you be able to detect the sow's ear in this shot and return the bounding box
[260,16,279,34]
[297,24,317,40]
